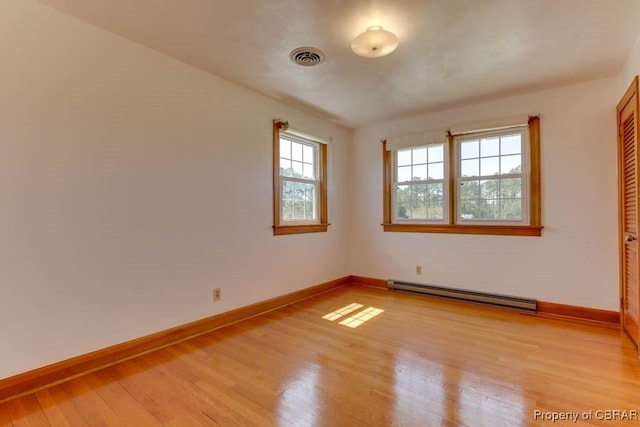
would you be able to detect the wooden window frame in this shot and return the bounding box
[383,116,542,237]
[273,120,328,236]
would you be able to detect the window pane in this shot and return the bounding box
[412,164,427,180]
[500,178,522,198]
[427,183,443,200]
[501,154,521,174]
[413,147,427,164]
[304,183,316,202]
[500,198,522,220]
[280,158,292,177]
[460,180,480,200]
[428,145,444,162]
[302,144,314,163]
[460,200,479,220]
[283,201,294,220]
[397,166,412,182]
[461,159,479,177]
[480,137,499,157]
[304,202,316,219]
[396,185,410,219]
[480,157,500,176]
[291,142,303,161]
[461,140,479,159]
[282,180,295,201]
[292,161,303,177]
[427,184,444,219]
[412,184,427,219]
[293,181,305,200]
[281,176,318,222]
[303,163,315,180]
[501,134,521,155]
[280,139,291,159]
[481,179,499,200]
[428,203,444,220]
[428,162,444,180]
[480,199,499,220]
[293,201,304,218]
[397,149,411,166]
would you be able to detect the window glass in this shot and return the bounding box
[461,140,479,159]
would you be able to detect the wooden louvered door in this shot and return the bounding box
[618,76,640,348]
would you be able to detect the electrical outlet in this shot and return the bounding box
[213,288,222,301]
[416,265,422,275]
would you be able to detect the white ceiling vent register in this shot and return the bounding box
[289,47,325,66]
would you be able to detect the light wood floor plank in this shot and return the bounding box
[33,389,71,427]
[38,383,89,426]
[85,370,161,426]
[6,394,50,427]
[105,361,218,426]
[1,285,639,426]
[56,380,117,426]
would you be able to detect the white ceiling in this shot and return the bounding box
[38,0,640,128]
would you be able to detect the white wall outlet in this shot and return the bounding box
[416,265,422,275]
[213,288,222,301]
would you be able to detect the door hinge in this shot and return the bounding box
[621,297,624,309]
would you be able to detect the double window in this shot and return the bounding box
[383,116,541,236]
[273,120,328,235]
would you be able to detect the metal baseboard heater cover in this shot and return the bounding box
[387,280,537,312]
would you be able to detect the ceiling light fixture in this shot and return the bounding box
[350,26,398,58]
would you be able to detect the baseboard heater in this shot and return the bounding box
[387,280,537,313]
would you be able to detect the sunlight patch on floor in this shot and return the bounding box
[322,303,364,321]
[339,307,384,328]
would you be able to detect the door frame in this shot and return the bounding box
[617,75,639,346]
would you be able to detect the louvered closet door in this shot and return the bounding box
[618,76,640,348]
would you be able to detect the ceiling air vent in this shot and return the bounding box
[289,47,325,66]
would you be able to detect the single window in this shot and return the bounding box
[273,120,328,235]
[393,143,448,223]
[383,116,541,236]
[455,128,528,224]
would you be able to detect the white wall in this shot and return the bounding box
[349,78,619,311]
[620,30,640,96]
[0,0,350,379]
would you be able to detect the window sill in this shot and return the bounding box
[382,223,542,237]
[273,224,329,236]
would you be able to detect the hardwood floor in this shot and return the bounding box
[1,285,639,426]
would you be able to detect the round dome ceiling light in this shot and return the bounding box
[351,26,398,58]
[289,47,326,66]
